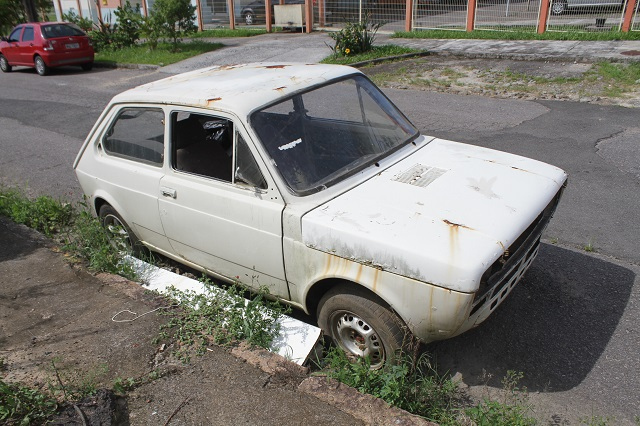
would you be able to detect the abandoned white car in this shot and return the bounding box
[74,63,567,367]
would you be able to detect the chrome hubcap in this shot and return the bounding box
[333,311,384,367]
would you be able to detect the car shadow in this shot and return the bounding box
[426,242,635,392]
[0,217,43,262]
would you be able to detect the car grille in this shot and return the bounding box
[470,186,564,315]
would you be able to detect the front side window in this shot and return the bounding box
[103,108,164,166]
[9,27,22,42]
[171,111,267,189]
[22,27,34,42]
[251,75,418,195]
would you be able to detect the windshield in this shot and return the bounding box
[250,75,418,195]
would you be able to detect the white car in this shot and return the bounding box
[74,63,567,367]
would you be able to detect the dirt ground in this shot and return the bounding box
[364,56,640,108]
[0,218,370,425]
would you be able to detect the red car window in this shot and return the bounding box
[8,27,22,42]
[22,26,34,42]
[41,24,86,39]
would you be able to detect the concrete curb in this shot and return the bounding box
[348,51,432,68]
[232,342,435,426]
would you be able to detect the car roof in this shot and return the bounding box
[110,63,363,117]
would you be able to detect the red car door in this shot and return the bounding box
[3,26,23,64]
[18,25,37,65]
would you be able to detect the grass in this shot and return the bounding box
[321,45,423,65]
[0,187,135,279]
[191,28,268,38]
[154,280,290,362]
[95,40,224,66]
[394,28,640,41]
[0,379,58,425]
[317,348,538,425]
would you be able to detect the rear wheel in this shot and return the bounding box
[0,55,11,72]
[551,0,567,14]
[34,55,49,76]
[98,204,141,254]
[81,62,93,71]
[317,285,408,369]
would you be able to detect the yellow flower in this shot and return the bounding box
[345,48,350,55]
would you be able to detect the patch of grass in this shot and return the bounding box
[191,28,267,38]
[0,379,58,425]
[112,377,137,395]
[466,371,536,426]
[0,188,136,279]
[318,348,460,423]
[95,40,224,66]
[394,29,640,41]
[155,280,290,363]
[583,239,596,252]
[321,45,423,65]
[0,188,73,238]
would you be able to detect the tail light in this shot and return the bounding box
[43,40,54,51]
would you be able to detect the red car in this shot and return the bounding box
[0,22,94,76]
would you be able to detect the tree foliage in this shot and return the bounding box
[149,0,196,51]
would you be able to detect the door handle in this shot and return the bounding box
[160,187,176,199]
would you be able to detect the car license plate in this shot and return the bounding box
[66,43,79,49]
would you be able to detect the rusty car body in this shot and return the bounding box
[74,63,567,367]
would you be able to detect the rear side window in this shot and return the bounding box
[41,24,85,39]
[103,108,165,166]
[22,27,34,42]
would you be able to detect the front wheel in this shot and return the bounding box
[34,55,49,76]
[317,285,408,369]
[0,54,11,72]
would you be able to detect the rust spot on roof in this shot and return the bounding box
[443,219,473,231]
[207,97,222,102]
[274,86,286,91]
[265,65,288,69]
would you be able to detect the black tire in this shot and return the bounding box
[34,55,49,76]
[0,54,11,73]
[98,204,141,254]
[81,62,93,71]
[244,11,255,25]
[317,285,408,369]
[550,0,566,14]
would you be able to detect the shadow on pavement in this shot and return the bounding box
[429,242,635,392]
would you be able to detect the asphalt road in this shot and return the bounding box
[0,65,638,424]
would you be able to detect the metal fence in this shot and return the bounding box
[629,0,640,29]
[412,1,468,31]
[546,0,627,31]
[314,0,407,32]
[474,0,541,31]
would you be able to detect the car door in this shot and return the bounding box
[158,109,288,299]
[18,25,36,65]
[95,105,173,252]
[3,26,23,64]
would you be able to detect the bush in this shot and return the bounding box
[329,15,382,57]
[150,0,197,51]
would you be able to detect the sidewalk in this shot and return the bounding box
[161,31,640,74]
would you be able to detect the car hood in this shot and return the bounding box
[301,137,567,293]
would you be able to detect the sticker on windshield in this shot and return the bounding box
[278,138,302,151]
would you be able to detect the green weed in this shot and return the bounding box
[156,279,290,362]
[112,377,137,394]
[0,379,58,425]
[318,347,460,423]
[322,45,421,65]
[466,370,536,426]
[0,188,73,237]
